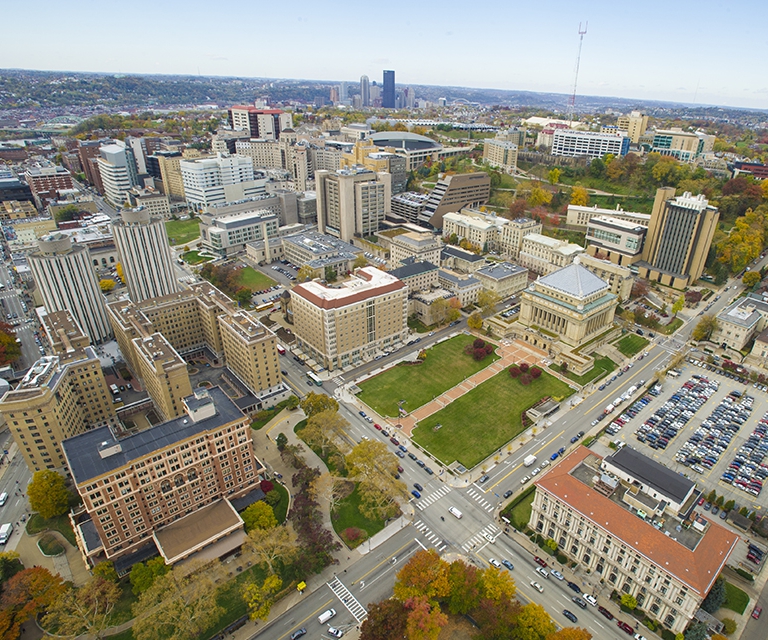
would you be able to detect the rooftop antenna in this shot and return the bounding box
[568,22,588,128]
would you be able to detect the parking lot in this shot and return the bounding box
[609,360,768,521]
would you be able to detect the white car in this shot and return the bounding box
[530,580,544,593]
[520,475,531,485]
[531,467,541,476]
[489,558,502,568]
[327,628,344,638]
[535,566,549,579]
[540,460,550,468]
[584,594,597,606]
[482,532,496,544]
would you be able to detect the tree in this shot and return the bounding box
[743,271,761,288]
[311,472,350,512]
[721,618,737,635]
[672,296,684,316]
[529,186,553,208]
[27,470,70,519]
[130,557,170,596]
[684,622,709,640]
[299,392,339,418]
[446,561,481,615]
[631,279,649,299]
[446,298,462,323]
[394,550,450,603]
[92,561,118,583]
[241,501,277,532]
[245,524,298,574]
[275,432,288,450]
[43,576,121,639]
[570,186,589,206]
[346,441,406,519]
[685,290,703,305]
[548,168,561,185]
[0,567,65,639]
[547,628,593,640]
[360,599,408,640]
[99,278,116,292]
[297,265,315,282]
[325,266,337,282]
[701,577,725,613]
[479,566,517,603]
[0,322,22,366]
[620,593,637,610]
[514,602,556,640]
[478,290,502,316]
[404,595,448,640]
[54,204,81,222]
[692,315,719,342]
[430,297,449,325]
[723,499,735,512]
[0,551,22,585]
[242,574,282,621]
[234,286,252,307]
[300,409,349,457]
[467,311,484,330]
[353,255,369,269]
[474,596,521,640]
[115,263,124,282]
[132,561,224,640]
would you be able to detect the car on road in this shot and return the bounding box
[617,621,634,635]
[408,452,418,460]
[399,444,408,452]
[698,496,705,505]
[395,450,405,458]
[533,556,548,568]
[550,452,560,461]
[359,411,367,418]
[567,581,581,593]
[416,459,426,468]
[411,490,421,499]
[572,596,587,609]
[535,566,548,579]
[374,423,382,430]
[634,634,647,640]
[502,559,514,571]
[482,532,495,544]
[489,558,502,568]
[752,606,762,619]
[290,629,307,640]
[562,610,578,623]
[598,606,614,620]
[424,467,434,475]
[413,483,423,492]
[570,435,579,443]
[390,437,400,446]
[531,467,541,476]
[327,628,344,638]
[530,580,544,592]
[584,595,597,606]
[479,474,490,483]
[520,475,530,485]
[503,489,513,499]
[550,569,564,580]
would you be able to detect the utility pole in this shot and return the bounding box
[568,22,588,128]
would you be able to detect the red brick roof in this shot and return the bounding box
[535,447,739,596]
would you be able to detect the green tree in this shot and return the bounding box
[242,574,282,621]
[300,409,349,457]
[43,576,121,639]
[353,255,369,269]
[548,168,561,185]
[684,622,709,640]
[430,297,449,325]
[446,298,462,323]
[27,470,70,519]
[299,392,338,418]
[478,290,502,316]
[99,279,116,292]
[132,561,223,640]
[130,557,170,596]
[0,322,22,366]
[701,577,725,613]
[244,525,298,574]
[241,501,277,532]
[723,499,735,512]
[0,551,22,585]
[297,265,314,282]
[514,602,556,640]
[284,395,299,410]
[92,561,118,583]
[467,311,484,330]
[721,618,737,635]
[743,271,761,288]
[446,561,481,615]
[672,296,684,316]
[692,315,719,342]
[54,204,80,222]
[234,287,252,307]
[325,266,337,282]
[275,432,288,450]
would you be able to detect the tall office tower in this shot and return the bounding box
[97,143,139,206]
[339,82,348,102]
[28,233,112,344]
[227,106,292,140]
[127,136,148,174]
[404,87,416,109]
[180,154,266,212]
[315,168,391,242]
[148,150,185,201]
[370,83,382,107]
[360,75,370,107]
[112,209,179,303]
[383,70,395,108]
[0,310,116,472]
[617,111,649,144]
[78,139,111,190]
[638,187,719,288]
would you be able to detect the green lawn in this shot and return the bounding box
[26,513,76,546]
[723,581,750,614]
[182,250,212,265]
[659,317,683,335]
[237,266,277,292]
[37,533,65,556]
[357,335,500,417]
[413,368,574,468]
[332,484,387,548]
[165,218,201,246]
[615,334,649,357]
[501,486,536,531]
[270,482,290,525]
[550,355,616,385]
[407,316,431,333]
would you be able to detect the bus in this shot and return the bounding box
[277,344,286,355]
[254,302,273,313]
[306,372,323,387]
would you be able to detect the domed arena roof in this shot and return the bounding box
[369,131,442,151]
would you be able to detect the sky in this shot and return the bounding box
[3,0,767,110]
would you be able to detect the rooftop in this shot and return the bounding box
[291,266,405,310]
[369,131,441,151]
[476,262,527,280]
[390,261,439,280]
[441,245,485,262]
[536,263,608,299]
[717,293,768,328]
[283,231,359,256]
[604,446,694,504]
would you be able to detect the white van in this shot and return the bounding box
[448,506,463,519]
[318,609,336,624]
[0,493,7,507]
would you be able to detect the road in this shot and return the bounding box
[0,260,40,372]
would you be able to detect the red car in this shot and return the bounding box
[374,423,383,430]
[617,621,634,635]
[390,437,400,446]
[698,497,705,506]
[752,606,762,620]
[534,556,548,568]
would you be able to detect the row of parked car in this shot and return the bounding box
[719,407,768,498]
[633,377,718,449]
[674,387,751,473]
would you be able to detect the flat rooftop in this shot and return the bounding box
[291,266,404,310]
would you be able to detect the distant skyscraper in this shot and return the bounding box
[112,209,179,303]
[360,75,370,107]
[404,87,416,109]
[383,70,395,108]
[339,82,348,102]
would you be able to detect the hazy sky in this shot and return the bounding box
[3,0,766,110]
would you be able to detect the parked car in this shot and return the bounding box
[598,606,614,620]
[533,556,548,568]
[503,490,513,499]
[617,621,634,635]
[567,581,581,593]
[550,569,564,581]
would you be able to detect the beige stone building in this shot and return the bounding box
[577,254,634,302]
[437,270,481,307]
[482,138,518,173]
[617,111,648,144]
[63,387,264,570]
[474,262,528,298]
[340,139,408,194]
[518,233,584,275]
[218,312,281,397]
[290,267,408,370]
[440,245,486,273]
[125,187,171,218]
[442,209,503,253]
[517,263,616,349]
[712,293,768,351]
[389,261,440,296]
[389,231,442,267]
[0,200,37,220]
[566,204,650,229]
[499,217,542,260]
[531,448,738,634]
[153,152,186,201]
[421,173,491,229]
[0,311,116,472]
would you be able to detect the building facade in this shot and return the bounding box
[474,262,529,298]
[551,130,630,159]
[650,129,715,162]
[180,154,267,212]
[382,70,395,108]
[389,231,442,267]
[566,204,650,229]
[25,166,74,207]
[420,173,491,229]
[97,144,139,206]
[483,138,518,173]
[518,233,585,276]
[499,217,542,260]
[390,191,430,224]
[585,216,647,266]
[227,106,292,140]
[577,254,634,302]
[617,111,648,144]
[126,188,171,218]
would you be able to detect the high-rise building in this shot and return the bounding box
[97,143,139,206]
[227,106,292,140]
[617,111,648,144]
[24,166,74,207]
[290,267,407,370]
[420,172,491,229]
[180,154,267,212]
[147,150,185,201]
[29,233,112,344]
[383,70,395,108]
[340,139,407,193]
[638,188,719,288]
[62,386,266,568]
[112,209,179,303]
[315,168,391,242]
[0,310,116,472]
[483,138,519,173]
[77,139,111,192]
[360,75,370,107]
[551,129,630,159]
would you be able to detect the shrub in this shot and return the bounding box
[721,619,736,635]
[621,594,637,610]
[276,433,288,450]
[473,338,486,349]
[556,553,567,564]
[519,362,530,373]
[473,347,488,361]
[530,366,542,378]
[520,373,532,385]
[509,366,521,378]
[264,490,281,506]
[734,567,754,581]
[484,343,494,355]
[344,527,362,542]
[260,479,274,494]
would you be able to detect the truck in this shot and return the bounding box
[604,403,615,414]
[0,523,12,545]
[524,454,537,467]
[276,344,286,356]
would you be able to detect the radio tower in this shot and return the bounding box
[568,22,588,127]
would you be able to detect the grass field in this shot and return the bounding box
[26,513,76,546]
[270,481,290,525]
[551,355,616,386]
[615,334,649,357]
[332,484,387,548]
[357,335,500,417]
[412,369,574,468]
[501,486,536,530]
[723,580,750,614]
[165,218,201,246]
[659,317,684,335]
[182,250,212,265]
[237,266,277,291]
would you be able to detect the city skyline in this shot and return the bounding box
[2,0,766,110]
